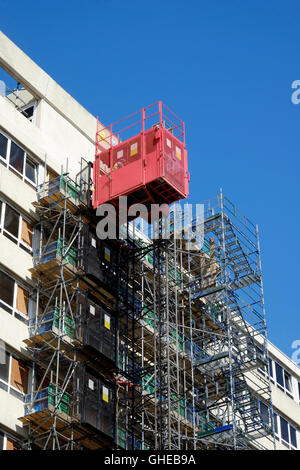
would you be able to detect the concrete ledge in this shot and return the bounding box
[0,163,36,218]
[0,388,26,436]
[272,386,300,428]
[0,307,29,357]
[0,233,33,285]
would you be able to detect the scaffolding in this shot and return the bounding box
[19,167,275,450]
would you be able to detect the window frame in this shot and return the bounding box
[0,197,33,254]
[274,360,294,399]
[0,350,28,401]
[0,128,39,187]
[0,268,30,323]
[258,399,270,427]
[273,411,298,449]
[19,101,37,124]
[0,429,22,451]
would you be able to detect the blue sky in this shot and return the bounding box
[2,0,300,358]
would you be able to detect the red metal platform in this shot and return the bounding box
[93,102,189,213]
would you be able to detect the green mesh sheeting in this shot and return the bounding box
[60,175,80,200]
[117,428,127,448]
[168,266,181,287]
[169,328,184,351]
[197,412,215,437]
[142,307,156,328]
[143,374,155,395]
[57,238,77,267]
[53,308,75,339]
[48,383,70,415]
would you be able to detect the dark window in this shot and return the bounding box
[269,358,273,377]
[9,142,24,174]
[0,271,14,307]
[21,106,34,119]
[259,401,269,425]
[25,158,36,184]
[0,431,3,450]
[0,133,7,159]
[4,204,19,238]
[284,371,292,392]
[275,362,284,387]
[290,425,297,448]
[0,351,10,383]
[280,416,289,443]
[273,413,278,434]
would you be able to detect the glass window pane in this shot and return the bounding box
[4,204,19,238]
[9,142,24,174]
[284,371,292,392]
[275,362,284,387]
[0,431,3,450]
[273,413,278,434]
[0,271,15,307]
[290,426,297,448]
[280,416,289,443]
[0,133,8,160]
[0,351,10,383]
[21,106,34,119]
[259,401,269,425]
[269,358,273,377]
[25,158,36,183]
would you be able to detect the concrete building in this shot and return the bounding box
[0,30,299,450]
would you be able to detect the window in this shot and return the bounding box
[280,417,289,443]
[25,158,37,184]
[0,430,21,450]
[20,104,35,122]
[273,412,278,435]
[0,269,30,323]
[269,357,274,383]
[0,198,33,254]
[284,370,292,393]
[275,362,284,387]
[0,133,7,160]
[6,437,20,450]
[273,411,298,449]
[0,350,28,401]
[274,360,294,398]
[0,129,38,186]
[0,351,10,383]
[9,141,24,174]
[258,400,270,426]
[4,204,19,239]
[290,426,297,448]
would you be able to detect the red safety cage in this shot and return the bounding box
[93,101,189,213]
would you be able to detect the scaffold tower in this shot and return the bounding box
[17,105,275,451]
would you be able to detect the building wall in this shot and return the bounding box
[0,30,98,447]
